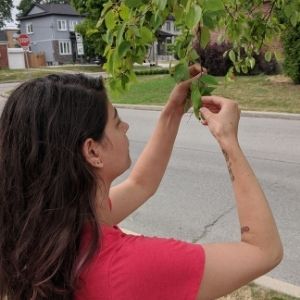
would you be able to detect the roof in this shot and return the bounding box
[18,3,82,20]
[156,30,175,37]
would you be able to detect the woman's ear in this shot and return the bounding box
[82,138,104,168]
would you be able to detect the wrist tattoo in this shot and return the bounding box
[222,149,235,182]
[241,226,250,234]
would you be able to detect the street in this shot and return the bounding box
[0,83,299,287]
[116,108,300,287]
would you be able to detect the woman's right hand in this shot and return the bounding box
[199,96,241,149]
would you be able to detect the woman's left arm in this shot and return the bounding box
[108,65,203,225]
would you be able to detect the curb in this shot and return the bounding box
[114,103,300,121]
[121,227,300,298]
[253,276,300,298]
[1,90,299,121]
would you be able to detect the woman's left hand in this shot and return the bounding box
[166,64,206,115]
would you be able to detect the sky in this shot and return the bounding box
[5,0,21,28]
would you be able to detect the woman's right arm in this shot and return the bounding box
[196,96,283,300]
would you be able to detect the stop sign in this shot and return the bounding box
[18,34,30,47]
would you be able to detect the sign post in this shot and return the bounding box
[75,32,84,57]
[17,34,31,70]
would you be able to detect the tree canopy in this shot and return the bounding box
[0,0,13,29]
[71,0,106,59]
[73,0,300,116]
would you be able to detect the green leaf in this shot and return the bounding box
[153,0,168,10]
[174,5,184,22]
[200,74,218,85]
[119,3,131,21]
[124,0,142,9]
[200,26,210,48]
[249,57,255,69]
[189,49,199,61]
[290,13,298,27]
[86,28,98,37]
[186,5,202,29]
[203,12,215,29]
[191,83,201,119]
[265,51,272,62]
[201,86,215,96]
[140,26,153,44]
[174,62,189,83]
[241,64,248,74]
[101,2,114,18]
[118,41,131,57]
[229,50,236,63]
[116,23,126,46]
[105,10,116,30]
[203,0,224,12]
[151,13,163,30]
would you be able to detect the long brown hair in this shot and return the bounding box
[0,74,108,299]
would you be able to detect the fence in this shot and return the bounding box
[26,52,46,68]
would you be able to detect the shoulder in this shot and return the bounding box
[109,228,205,299]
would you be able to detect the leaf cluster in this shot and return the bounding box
[94,0,300,115]
[0,0,13,28]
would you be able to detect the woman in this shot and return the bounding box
[0,65,283,300]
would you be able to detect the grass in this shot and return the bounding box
[0,65,105,83]
[219,283,299,300]
[0,65,164,83]
[109,74,300,113]
[1,67,299,113]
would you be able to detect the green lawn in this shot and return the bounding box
[1,68,299,113]
[109,74,300,113]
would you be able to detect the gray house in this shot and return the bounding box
[148,16,180,63]
[18,3,84,65]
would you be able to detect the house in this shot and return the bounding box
[3,28,20,48]
[0,31,9,68]
[18,3,84,65]
[148,16,180,63]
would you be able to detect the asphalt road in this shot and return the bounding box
[114,108,300,287]
[0,83,299,286]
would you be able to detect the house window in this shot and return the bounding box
[69,20,78,32]
[166,21,171,31]
[57,20,67,31]
[26,23,33,34]
[59,40,71,55]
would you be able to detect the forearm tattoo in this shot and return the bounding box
[222,149,235,182]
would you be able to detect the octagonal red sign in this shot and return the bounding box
[18,34,30,47]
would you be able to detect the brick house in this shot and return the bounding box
[0,31,9,68]
[18,3,84,65]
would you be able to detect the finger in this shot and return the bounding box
[199,107,214,122]
[202,102,221,113]
[202,95,228,105]
[178,71,203,90]
[188,64,202,77]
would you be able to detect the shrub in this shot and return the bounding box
[282,24,300,84]
[135,68,169,75]
[198,43,233,76]
[196,42,280,76]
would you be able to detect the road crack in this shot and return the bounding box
[192,205,235,243]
